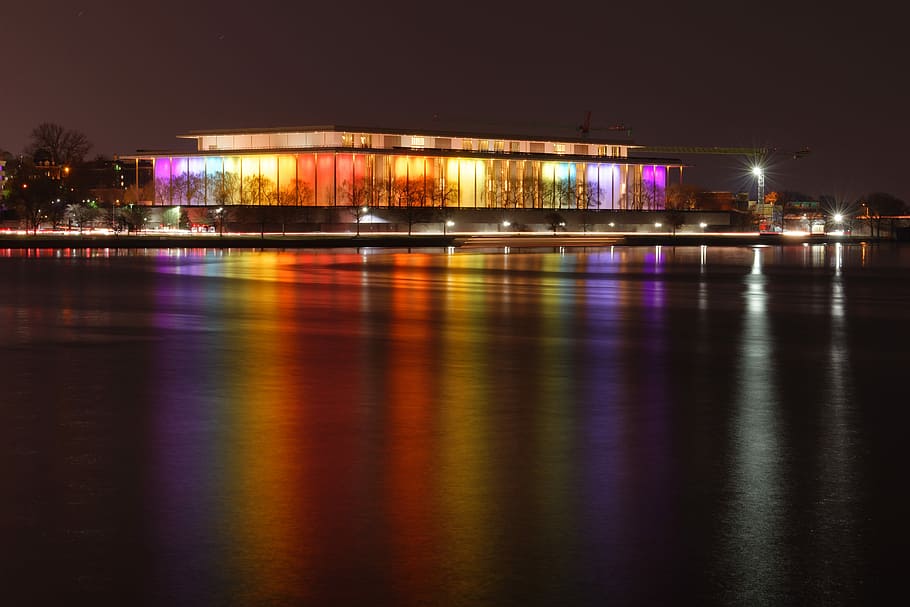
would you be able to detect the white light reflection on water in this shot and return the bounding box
[814,241,860,592]
[725,246,788,602]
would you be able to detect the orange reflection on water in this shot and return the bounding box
[385,253,439,603]
[222,253,313,604]
[437,253,495,603]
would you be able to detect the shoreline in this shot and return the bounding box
[0,232,896,250]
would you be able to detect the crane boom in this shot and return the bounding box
[635,146,772,155]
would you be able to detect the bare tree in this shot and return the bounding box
[211,171,241,206]
[278,178,313,206]
[171,173,206,206]
[630,179,659,211]
[555,178,577,209]
[119,204,151,233]
[241,175,277,206]
[521,175,541,209]
[862,192,908,239]
[575,178,600,232]
[205,206,232,236]
[544,211,566,235]
[122,182,155,205]
[155,177,178,206]
[45,199,68,231]
[662,211,686,235]
[67,202,101,234]
[427,178,459,209]
[391,178,432,235]
[665,183,700,210]
[341,178,376,235]
[26,123,92,165]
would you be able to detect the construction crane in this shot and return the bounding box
[633,144,811,232]
[636,145,811,160]
[636,145,770,156]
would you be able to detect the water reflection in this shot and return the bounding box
[725,247,787,602]
[0,244,904,605]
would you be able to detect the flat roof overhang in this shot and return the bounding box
[177,124,636,147]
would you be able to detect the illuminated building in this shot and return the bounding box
[127,125,682,211]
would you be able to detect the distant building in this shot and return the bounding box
[695,191,736,211]
[124,125,683,210]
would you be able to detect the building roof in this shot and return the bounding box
[124,145,683,166]
[178,124,637,147]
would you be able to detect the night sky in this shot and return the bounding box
[3,1,907,203]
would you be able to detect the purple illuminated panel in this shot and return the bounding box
[641,165,668,209]
[154,157,172,182]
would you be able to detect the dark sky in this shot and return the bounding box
[3,1,907,203]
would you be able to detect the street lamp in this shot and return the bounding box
[752,165,765,229]
[356,205,368,236]
[831,212,844,235]
[445,219,454,235]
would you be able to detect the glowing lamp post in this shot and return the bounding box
[357,206,368,236]
[752,166,765,230]
[832,213,844,235]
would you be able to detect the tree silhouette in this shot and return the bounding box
[26,123,91,165]
[862,192,908,239]
[119,204,151,233]
[66,202,101,234]
[544,211,566,235]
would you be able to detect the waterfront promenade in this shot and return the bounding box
[0,231,886,249]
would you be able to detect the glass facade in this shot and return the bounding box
[145,128,676,210]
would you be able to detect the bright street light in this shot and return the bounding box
[752,165,767,230]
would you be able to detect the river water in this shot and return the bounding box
[1,243,908,606]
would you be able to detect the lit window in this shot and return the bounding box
[554,143,566,154]
[411,136,425,147]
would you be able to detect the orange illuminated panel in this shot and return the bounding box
[336,154,354,200]
[316,154,334,205]
[277,155,296,204]
[296,154,316,206]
